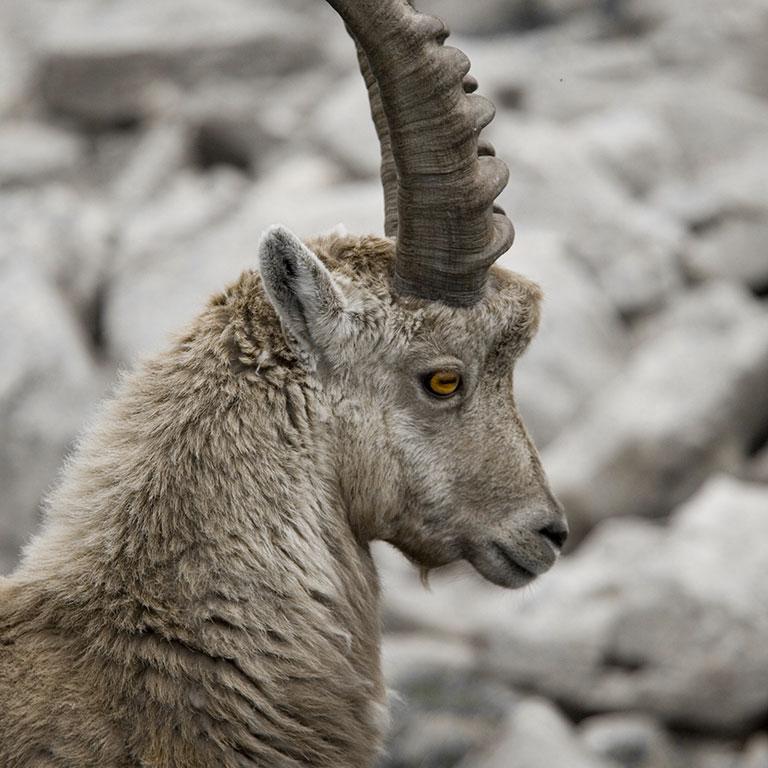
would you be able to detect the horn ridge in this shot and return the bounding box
[327,0,514,305]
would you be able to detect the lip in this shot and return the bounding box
[492,542,538,580]
[466,540,540,589]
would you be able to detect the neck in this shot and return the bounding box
[13,283,388,764]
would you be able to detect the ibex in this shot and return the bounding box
[0,1,567,765]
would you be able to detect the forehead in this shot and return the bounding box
[309,232,542,360]
[403,267,542,363]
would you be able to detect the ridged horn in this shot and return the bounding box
[326,0,515,306]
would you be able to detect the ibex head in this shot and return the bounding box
[259,0,567,588]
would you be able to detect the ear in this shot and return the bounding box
[258,225,345,361]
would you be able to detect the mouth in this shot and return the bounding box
[466,540,544,589]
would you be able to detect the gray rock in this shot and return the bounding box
[641,82,768,181]
[104,167,382,363]
[416,0,606,35]
[679,739,742,768]
[739,735,768,768]
[0,0,35,116]
[0,121,84,186]
[384,713,496,768]
[0,185,114,327]
[614,0,768,71]
[0,263,104,574]
[544,283,768,533]
[579,713,683,768]
[382,634,478,694]
[110,122,192,210]
[308,75,380,180]
[411,0,526,35]
[653,141,768,230]
[492,113,685,317]
[684,217,768,293]
[745,444,768,485]
[468,32,658,122]
[460,698,612,768]
[36,0,325,125]
[574,108,681,197]
[105,169,250,363]
[482,476,768,732]
[381,633,515,768]
[498,230,628,447]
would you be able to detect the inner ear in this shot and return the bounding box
[258,225,345,361]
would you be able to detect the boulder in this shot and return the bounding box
[459,698,613,768]
[0,0,35,116]
[544,283,768,533]
[491,113,685,317]
[654,141,768,228]
[0,263,104,574]
[611,0,768,71]
[110,122,192,210]
[745,444,768,485]
[104,168,250,363]
[574,108,681,197]
[683,217,768,294]
[498,230,628,447]
[307,75,380,180]
[381,634,512,768]
[467,32,658,122]
[0,185,114,330]
[0,121,84,187]
[36,0,325,125]
[640,82,768,181]
[740,735,768,768]
[482,476,768,733]
[104,167,382,363]
[579,713,683,768]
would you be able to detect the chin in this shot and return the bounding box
[388,537,461,573]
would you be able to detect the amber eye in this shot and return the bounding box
[423,370,462,398]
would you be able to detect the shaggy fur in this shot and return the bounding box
[0,231,564,767]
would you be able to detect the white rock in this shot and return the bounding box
[499,230,628,446]
[482,476,768,732]
[460,698,613,768]
[0,185,114,324]
[308,75,380,179]
[382,634,477,694]
[640,81,768,180]
[0,0,36,116]
[0,263,104,574]
[653,141,768,227]
[579,713,683,768]
[684,218,768,293]
[110,122,192,210]
[386,713,495,768]
[544,283,768,532]
[104,167,382,363]
[574,108,681,197]
[492,114,685,316]
[0,121,84,186]
[467,29,659,123]
[746,444,768,485]
[105,169,250,363]
[36,0,325,124]
[740,734,768,768]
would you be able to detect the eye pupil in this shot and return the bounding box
[426,371,461,397]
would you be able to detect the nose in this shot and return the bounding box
[538,518,569,551]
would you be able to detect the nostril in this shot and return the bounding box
[539,521,568,550]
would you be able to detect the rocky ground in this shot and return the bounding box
[1,0,767,766]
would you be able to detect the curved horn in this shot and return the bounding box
[327,0,515,306]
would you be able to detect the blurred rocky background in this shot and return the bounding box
[1,0,768,765]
